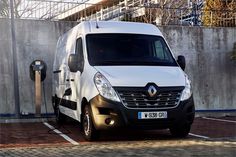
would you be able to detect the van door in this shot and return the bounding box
[67,38,84,118]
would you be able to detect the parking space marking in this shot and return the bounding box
[43,122,79,145]
[189,133,210,139]
[202,117,236,123]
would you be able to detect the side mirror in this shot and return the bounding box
[68,54,79,72]
[177,55,186,71]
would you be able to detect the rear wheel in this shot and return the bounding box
[169,124,191,138]
[82,105,99,141]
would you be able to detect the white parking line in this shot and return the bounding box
[43,122,79,145]
[189,133,210,139]
[202,117,236,124]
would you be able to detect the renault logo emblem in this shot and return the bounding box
[148,85,157,97]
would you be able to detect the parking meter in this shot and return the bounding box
[30,60,47,117]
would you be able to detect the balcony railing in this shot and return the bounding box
[1,0,235,27]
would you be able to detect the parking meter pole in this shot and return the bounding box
[35,71,41,117]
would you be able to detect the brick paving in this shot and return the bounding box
[0,123,69,148]
[0,116,236,156]
[0,140,235,157]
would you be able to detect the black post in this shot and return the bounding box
[192,2,198,26]
[9,0,20,118]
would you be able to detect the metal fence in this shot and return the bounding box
[1,0,236,27]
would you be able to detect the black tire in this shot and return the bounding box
[82,105,99,141]
[169,124,191,138]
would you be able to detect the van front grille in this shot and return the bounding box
[114,86,184,109]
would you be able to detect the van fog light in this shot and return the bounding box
[105,118,115,125]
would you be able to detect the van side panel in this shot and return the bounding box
[53,25,80,120]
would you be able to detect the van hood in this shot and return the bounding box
[94,66,186,87]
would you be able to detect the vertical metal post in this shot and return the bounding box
[10,0,20,118]
[210,11,213,26]
[49,2,52,18]
[118,5,120,21]
[35,71,41,117]
[101,6,103,20]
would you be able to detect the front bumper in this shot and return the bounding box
[89,95,195,130]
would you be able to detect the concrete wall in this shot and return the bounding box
[159,27,236,111]
[0,19,235,116]
[0,19,77,115]
[0,20,15,115]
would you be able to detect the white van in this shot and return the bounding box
[52,21,195,141]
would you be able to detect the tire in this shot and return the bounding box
[82,105,99,141]
[169,124,191,138]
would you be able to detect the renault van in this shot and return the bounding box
[52,21,195,141]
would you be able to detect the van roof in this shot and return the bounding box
[73,21,163,36]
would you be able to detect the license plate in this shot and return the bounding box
[138,111,167,119]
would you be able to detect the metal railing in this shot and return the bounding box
[1,0,235,27]
[0,0,84,20]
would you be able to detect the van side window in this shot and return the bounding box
[154,40,172,61]
[75,38,84,72]
[75,38,83,60]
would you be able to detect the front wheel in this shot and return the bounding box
[82,105,99,141]
[169,124,191,138]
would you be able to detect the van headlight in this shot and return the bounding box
[94,72,121,102]
[180,76,192,101]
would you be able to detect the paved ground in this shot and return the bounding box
[0,140,235,157]
[0,116,236,156]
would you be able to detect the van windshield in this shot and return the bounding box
[86,34,177,66]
